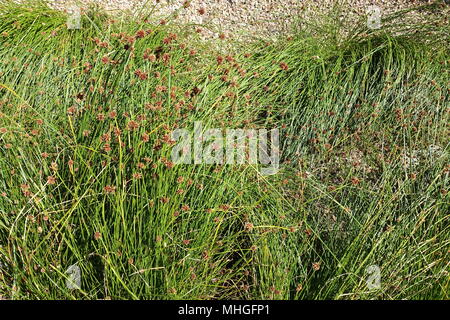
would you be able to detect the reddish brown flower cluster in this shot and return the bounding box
[109,110,117,119]
[312,262,321,271]
[132,172,142,180]
[103,185,116,194]
[101,56,110,64]
[97,113,105,121]
[161,157,174,169]
[100,132,111,143]
[47,176,56,185]
[143,48,156,62]
[141,132,150,142]
[160,196,170,204]
[351,177,361,185]
[244,222,254,232]
[134,69,148,80]
[162,53,170,65]
[20,184,32,197]
[163,33,177,45]
[279,62,289,71]
[135,30,146,39]
[127,120,140,131]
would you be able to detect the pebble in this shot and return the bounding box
[24,1,440,41]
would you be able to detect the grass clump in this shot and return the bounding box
[0,0,448,299]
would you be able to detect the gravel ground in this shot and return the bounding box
[21,0,437,39]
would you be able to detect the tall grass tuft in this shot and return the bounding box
[0,0,448,299]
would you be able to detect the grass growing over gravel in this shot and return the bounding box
[0,0,448,299]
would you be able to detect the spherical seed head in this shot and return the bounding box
[47,176,56,185]
[135,30,145,39]
[312,262,321,271]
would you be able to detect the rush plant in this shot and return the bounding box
[0,0,448,300]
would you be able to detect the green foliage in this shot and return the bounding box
[0,0,448,299]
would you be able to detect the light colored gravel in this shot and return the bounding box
[19,0,437,40]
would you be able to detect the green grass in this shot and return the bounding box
[0,0,448,299]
